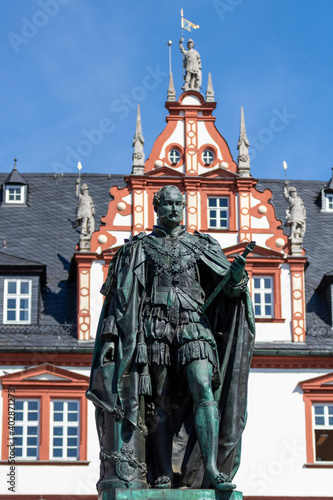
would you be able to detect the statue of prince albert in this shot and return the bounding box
[86,185,255,494]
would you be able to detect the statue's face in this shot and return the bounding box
[188,42,194,49]
[157,188,184,228]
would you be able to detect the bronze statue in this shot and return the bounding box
[179,38,202,91]
[87,185,255,494]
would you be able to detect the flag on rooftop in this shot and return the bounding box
[181,17,200,32]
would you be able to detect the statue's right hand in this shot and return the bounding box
[180,37,184,42]
[100,341,116,364]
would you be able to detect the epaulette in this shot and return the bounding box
[193,230,217,245]
[124,232,146,243]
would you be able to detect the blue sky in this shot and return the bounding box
[1,0,333,181]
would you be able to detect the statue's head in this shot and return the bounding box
[289,186,297,198]
[187,39,194,49]
[81,183,89,194]
[153,185,186,228]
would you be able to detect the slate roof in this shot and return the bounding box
[4,166,27,185]
[257,178,333,352]
[0,172,126,350]
[1,171,332,355]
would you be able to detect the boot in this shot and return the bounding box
[195,401,236,491]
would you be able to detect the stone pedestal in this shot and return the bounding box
[99,489,242,500]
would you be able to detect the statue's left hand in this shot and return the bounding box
[230,255,246,283]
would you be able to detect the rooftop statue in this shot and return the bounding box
[283,180,306,253]
[74,179,95,251]
[86,185,255,494]
[179,38,202,91]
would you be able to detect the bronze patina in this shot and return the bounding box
[86,185,255,495]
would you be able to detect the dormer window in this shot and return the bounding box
[2,161,27,206]
[4,278,31,324]
[326,194,333,211]
[5,184,25,204]
[321,168,333,212]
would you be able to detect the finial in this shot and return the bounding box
[205,73,214,102]
[167,72,176,101]
[237,106,251,177]
[13,158,17,170]
[132,104,145,174]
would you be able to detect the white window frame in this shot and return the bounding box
[168,149,181,164]
[312,403,333,463]
[50,400,80,461]
[14,399,40,460]
[202,150,214,165]
[208,197,229,229]
[326,194,333,211]
[5,185,25,204]
[4,279,32,324]
[252,276,274,318]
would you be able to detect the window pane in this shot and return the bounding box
[264,278,271,288]
[54,413,63,422]
[20,310,29,321]
[53,438,63,447]
[67,438,78,446]
[264,293,272,304]
[208,198,217,207]
[7,299,16,309]
[219,198,228,207]
[67,449,78,458]
[253,278,260,289]
[254,305,261,316]
[53,448,63,458]
[315,406,324,415]
[8,282,17,294]
[68,413,78,422]
[27,448,37,457]
[28,426,38,435]
[54,402,63,411]
[265,305,272,316]
[27,437,37,446]
[20,282,29,294]
[54,427,63,436]
[28,412,38,421]
[28,401,38,410]
[14,436,23,446]
[15,412,23,421]
[68,427,77,436]
[68,402,78,411]
[315,429,333,461]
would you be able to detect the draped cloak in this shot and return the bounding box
[86,229,255,487]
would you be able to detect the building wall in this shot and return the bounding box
[238,368,333,497]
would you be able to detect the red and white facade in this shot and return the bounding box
[1,86,332,499]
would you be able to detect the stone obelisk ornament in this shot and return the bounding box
[87,185,255,496]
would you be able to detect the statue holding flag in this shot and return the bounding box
[179,10,201,91]
[179,38,202,91]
